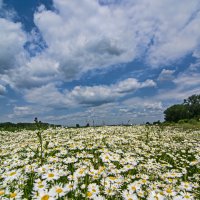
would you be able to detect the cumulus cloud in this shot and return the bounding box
[1,0,200,124]
[158,69,175,81]
[29,0,200,83]
[12,106,37,117]
[24,78,156,107]
[156,72,200,101]
[189,49,200,71]
[2,55,60,90]
[1,0,200,90]
[144,0,200,66]
[0,84,6,95]
[33,0,138,80]
[0,18,27,74]
[43,97,164,125]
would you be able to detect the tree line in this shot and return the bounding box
[0,121,61,131]
[164,94,200,123]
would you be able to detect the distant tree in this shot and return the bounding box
[164,94,200,123]
[183,94,200,119]
[153,120,161,125]
[86,123,90,127]
[164,104,189,122]
[34,117,38,123]
[76,124,80,128]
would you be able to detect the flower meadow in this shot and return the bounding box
[0,126,200,200]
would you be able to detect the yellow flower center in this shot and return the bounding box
[142,179,147,183]
[131,186,136,191]
[184,195,190,199]
[87,191,93,197]
[138,192,143,196]
[79,169,85,174]
[166,188,172,194]
[38,184,44,188]
[48,173,54,178]
[109,176,116,180]
[0,190,5,195]
[41,194,50,200]
[56,188,63,194]
[9,172,16,176]
[10,193,17,198]
[92,189,96,192]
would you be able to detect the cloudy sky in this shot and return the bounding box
[0,0,200,125]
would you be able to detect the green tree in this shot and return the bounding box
[164,94,200,123]
[183,94,200,119]
[164,104,189,122]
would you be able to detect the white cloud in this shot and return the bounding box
[1,0,200,125]
[0,84,6,95]
[158,69,175,81]
[24,83,71,107]
[24,78,156,107]
[144,0,200,66]
[8,105,52,120]
[33,0,138,80]
[3,55,60,89]
[30,0,200,82]
[189,49,200,71]
[43,97,164,125]
[1,0,200,91]
[123,97,163,111]
[0,18,27,74]
[13,106,37,116]
[156,72,200,101]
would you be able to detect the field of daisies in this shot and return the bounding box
[0,126,200,200]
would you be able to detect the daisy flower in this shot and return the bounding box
[9,190,23,200]
[122,190,138,200]
[49,184,68,198]
[33,190,54,200]
[42,171,59,181]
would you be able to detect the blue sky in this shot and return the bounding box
[0,0,200,125]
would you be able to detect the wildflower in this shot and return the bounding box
[163,187,176,197]
[179,182,192,191]
[9,190,23,199]
[42,171,59,181]
[147,191,165,200]
[127,182,140,193]
[33,190,54,200]
[88,183,100,196]
[4,170,20,181]
[122,190,138,200]
[0,189,5,197]
[49,184,68,198]
[33,180,47,191]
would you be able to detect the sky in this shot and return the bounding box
[0,0,200,126]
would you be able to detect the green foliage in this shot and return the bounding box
[183,94,200,119]
[188,119,198,125]
[164,104,190,122]
[164,94,200,123]
[178,119,188,124]
[0,122,61,131]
